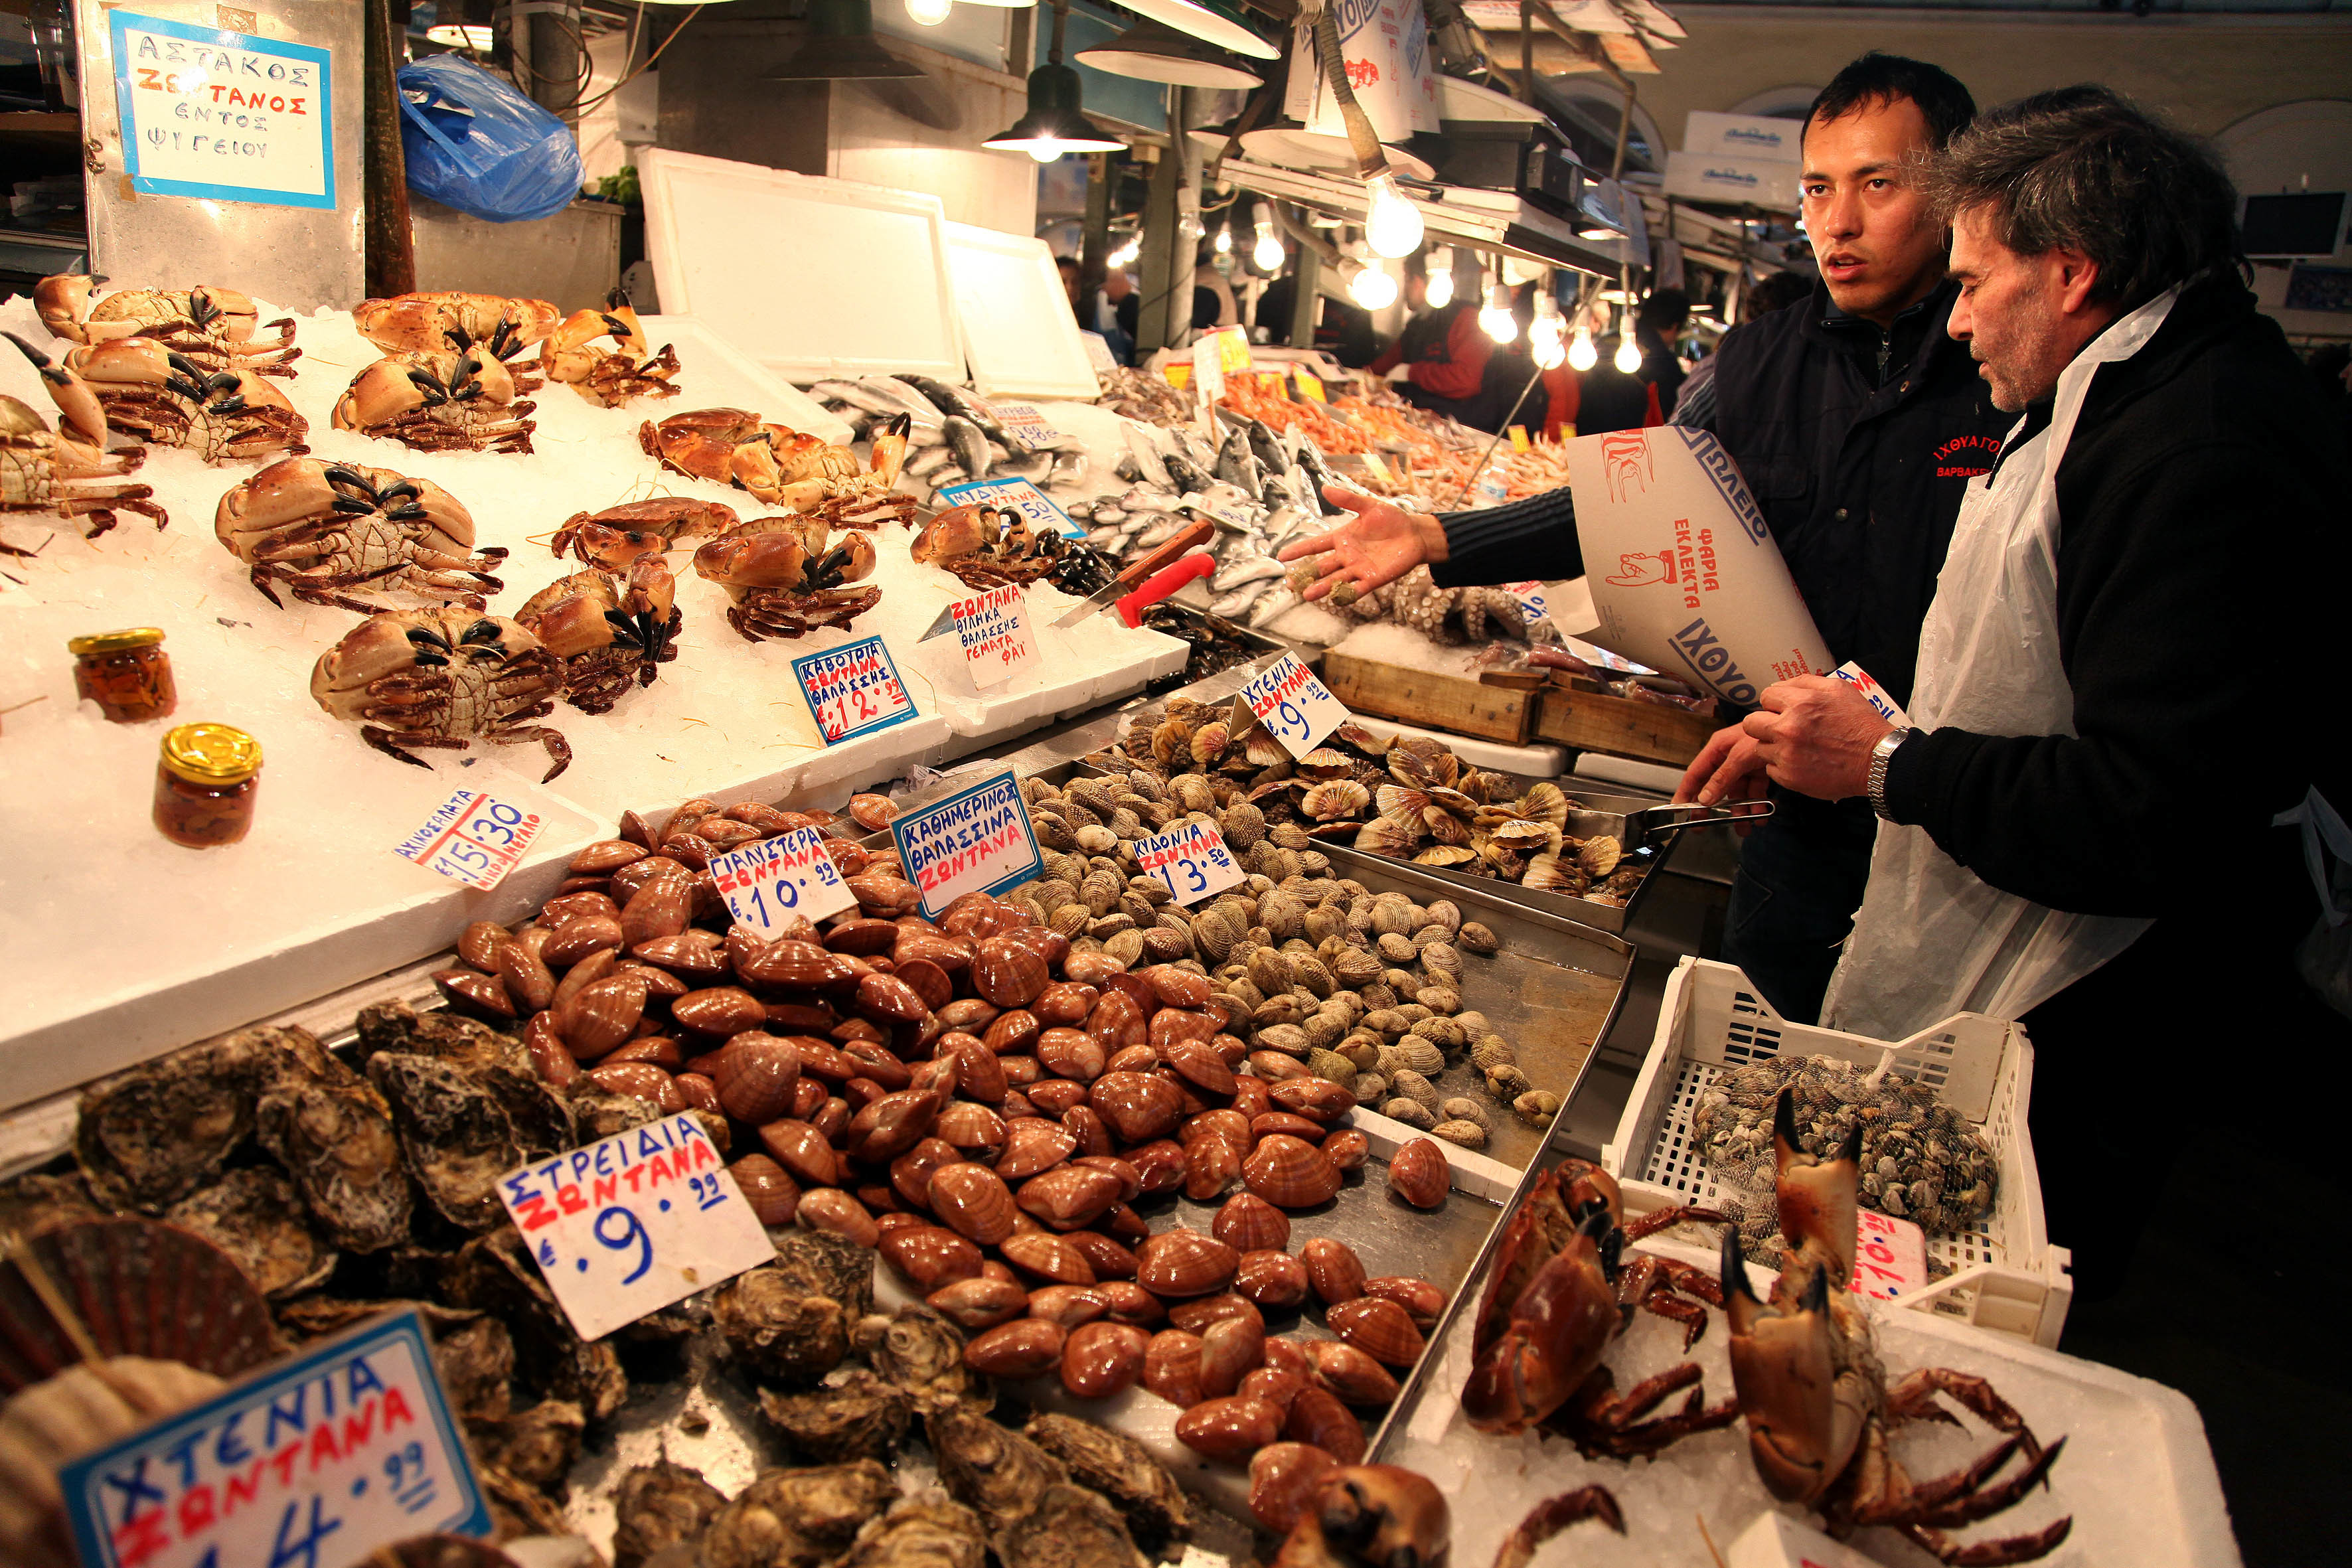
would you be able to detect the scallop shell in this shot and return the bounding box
[1413,846,1476,866]
[0,1218,279,1393]
[1300,781,1371,822]
[1488,819,1559,850]
[1352,818,1416,858]
[1190,723,1232,767]
[1577,834,1623,877]
[1519,781,1570,828]
[1373,785,1429,826]
[1295,749,1354,781]
[1522,852,1585,893]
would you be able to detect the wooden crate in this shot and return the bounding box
[1534,681,1726,767]
[1320,653,1537,744]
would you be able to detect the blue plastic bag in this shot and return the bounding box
[398,54,584,223]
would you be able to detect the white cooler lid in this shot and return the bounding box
[638,314,855,445]
[943,220,1103,401]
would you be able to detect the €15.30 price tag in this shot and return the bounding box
[934,476,1081,540]
[1503,580,1551,625]
[710,825,856,933]
[949,585,1040,689]
[394,789,544,890]
[791,635,917,746]
[1849,1209,1928,1302]
[58,1306,492,1568]
[1240,653,1350,760]
[890,767,1042,920]
[1135,820,1244,907]
[501,1112,775,1342]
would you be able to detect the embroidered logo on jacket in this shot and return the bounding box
[1932,433,2001,479]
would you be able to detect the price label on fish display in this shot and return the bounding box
[1241,653,1351,759]
[935,476,1083,540]
[1503,580,1552,626]
[57,1306,493,1568]
[948,584,1040,688]
[500,1113,774,1341]
[979,400,1067,450]
[393,789,546,890]
[1849,1209,1929,1301]
[710,826,856,933]
[792,635,918,746]
[890,767,1044,919]
[1135,820,1245,907]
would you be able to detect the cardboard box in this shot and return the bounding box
[1683,109,1804,164]
[1662,149,1800,210]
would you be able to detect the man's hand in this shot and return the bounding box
[1744,675,1893,802]
[1676,724,1770,807]
[1275,487,1449,601]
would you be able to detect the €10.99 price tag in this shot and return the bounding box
[394,789,544,890]
[949,585,1039,689]
[500,1113,775,1342]
[709,826,856,934]
[1240,653,1350,760]
[792,635,917,746]
[1135,821,1244,906]
[1849,1209,1928,1301]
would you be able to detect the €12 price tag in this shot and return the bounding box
[1135,820,1245,906]
[58,1306,492,1568]
[500,1112,775,1342]
[890,767,1043,920]
[710,826,856,933]
[935,475,1082,540]
[394,789,544,890]
[1849,1209,1928,1302]
[792,635,917,745]
[1503,579,1551,625]
[1240,653,1350,760]
[949,585,1040,689]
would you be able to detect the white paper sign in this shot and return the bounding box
[1135,821,1245,906]
[1503,579,1551,625]
[890,767,1044,919]
[1241,652,1350,759]
[499,1113,774,1342]
[111,11,335,210]
[1284,0,1441,145]
[1849,1208,1929,1301]
[393,790,545,891]
[984,400,1068,449]
[710,826,856,933]
[935,476,1083,540]
[949,584,1040,688]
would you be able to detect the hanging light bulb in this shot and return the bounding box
[1107,236,1140,270]
[1347,261,1399,311]
[1214,226,1231,254]
[1423,247,1454,309]
[1529,291,1564,351]
[905,0,953,24]
[1532,334,1565,370]
[1251,203,1284,272]
[1362,173,1423,259]
[1567,325,1598,372]
[1614,315,1644,374]
[1479,283,1518,344]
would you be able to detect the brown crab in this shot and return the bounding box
[1721,1090,2072,1565]
[549,496,738,568]
[215,458,505,612]
[36,274,299,376]
[333,348,537,454]
[907,503,1070,590]
[640,407,915,526]
[692,514,881,643]
[352,291,562,357]
[0,394,163,548]
[311,608,570,779]
[538,289,680,408]
[9,331,307,463]
[516,554,681,714]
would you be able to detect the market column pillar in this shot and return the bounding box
[1134,88,1186,355]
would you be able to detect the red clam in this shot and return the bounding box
[1243,1135,1342,1209]
[1135,1228,1238,1298]
[964,1318,1065,1378]
[1325,1297,1425,1368]
[1212,1192,1291,1254]
[928,1162,1018,1245]
[1302,1237,1368,1306]
[1173,1396,1281,1462]
[1059,1320,1150,1399]
[1387,1138,1450,1210]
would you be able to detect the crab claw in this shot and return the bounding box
[1273,1466,1450,1568]
[1772,1087,1861,1281]
[1461,1208,1619,1436]
[34,274,116,343]
[5,330,109,445]
[871,411,913,488]
[1725,1245,1855,1508]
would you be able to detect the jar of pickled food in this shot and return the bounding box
[153,722,262,848]
[68,627,176,723]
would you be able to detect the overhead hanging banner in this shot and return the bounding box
[110,11,336,210]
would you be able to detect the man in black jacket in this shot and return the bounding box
[1278,53,2009,1025]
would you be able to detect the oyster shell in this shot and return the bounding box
[838,1500,990,1568]
[703,1460,901,1568]
[464,1396,584,1492]
[854,1304,987,1414]
[163,1168,335,1298]
[757,1368,914,1462]
[366,1054,564,1232]
[75,1032,295,1211]
[994,1482,1150,1568]
[927,1408,1067,1533]
[254,1077,414,1251]
[611,1458,729,1568]
[1024,1412,1191,1549]
[714,1229,876,1387]
[449,1227,629,1419]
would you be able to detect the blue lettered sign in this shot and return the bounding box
[792,635,918,746]
[889,767,1044,919]
[112,12,335,210]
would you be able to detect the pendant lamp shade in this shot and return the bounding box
[983,62,1127,159]
[1114,0,1277,60]
[1075,17,1263,88]
[769,0,925,80]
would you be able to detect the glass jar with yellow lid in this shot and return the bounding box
[68,627,176,723]
[153,723,263,848]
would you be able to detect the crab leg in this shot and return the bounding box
[1899,1514,2074,1567]
[1490,1487,1624,1568]
[1885,1369,2049,1458]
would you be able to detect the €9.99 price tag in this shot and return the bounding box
[1240,653,1350,759]
[394,789,544,890]
[58,1306,491,1568]
[1503,580,1551,626]
[1849,1209,1928,1302]
[949,584,1040,689]
[1135,820,1244,907]
[935,476,1082,540]
[791,635,917,746]
[500,1113,775,1342]
[710,826,856,934]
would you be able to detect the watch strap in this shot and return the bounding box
[1867,726,1915,821]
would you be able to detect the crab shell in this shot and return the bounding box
[516,569,628,659]
[309,607,546,721]
[693,518,874,596]
[214,457,477,568]
[351,291,562,354]
[1270,1465,1451,1568]
[638,408,784,484]
[37,275,265,344]
[332,350,521,431]
[1459,1166,1625,1435]
[551,497,739,567]
[909,505,1006,565]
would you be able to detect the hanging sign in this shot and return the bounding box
[1241,652,1351,758]
[110,11,335,210]
[890,767,1043,919]
[710,826,858,933]
[793,635,917,745]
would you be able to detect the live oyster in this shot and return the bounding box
[757,1368,913,1462]
[837,1500,989,1568]
[449,1227,629,1419]
[465,1397,584,1492]
[275,1296,513,1419]
[254,1076,415,1251]
[714,1229,874,1387]
[702,1460,900,1568]
[75,1031,283,1210]
[163,1167,335,1298]
[611,1458,729,1568]
[994,1482,1150,1568]
[366,1052,567,1231]
[927,1408,1067,1534]
[854,1304,987,1415]
[1024,1412,1191,1549]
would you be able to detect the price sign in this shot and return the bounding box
[394,790,544,890]
[1190,337,1225,431]
[1135,820,1245,906]
[890,767,1043,919]
[58,1307,492,1568]
[935,476,1082,540]
[110,11,335,211]
[1293,370,1327,403]
[1240,652,1350,759]
[949,584,1040,688]
[500,1112,774,1341]
[1849,1209,1928,1302]
[710,826,855,933]
[792,635,917,746]
[1508,425,1531,451]
[1206,325,1253,374]
[983,401,1068,450]
[1184,493,1257,532]
[1503,579,1551,626]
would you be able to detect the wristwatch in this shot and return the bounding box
[1866,726,1915,822]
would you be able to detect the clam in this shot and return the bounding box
[1283,1386,1367,1464]
[1305,1340,1401,1406]
[1089,1072,1182,1144]
[1242,1134,1341,1209]
[929,1276,1031,1331]
[879,1225,985,1293]
[1143,1329,1206,1406]
[1135,1227,1237,1298]
[1326,1297,1425,1367]
[1300,1237,1368,1306]
[1173,1395,1283,1461]
[963,1317,1067,1377]
[1000,1231,1097,1286]
[1212,1191,1291,1253]
[1059,1320,1150,1399]
[1233,1249,1311,1310]
[1387,1138,1449,1210]
[1016,1164,1124,1229]
[929,1163,1018,1245]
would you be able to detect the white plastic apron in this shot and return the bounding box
[1820,287,2181,1040]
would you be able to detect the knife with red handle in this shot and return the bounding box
[1117,551,1217,627]
[1050,518,1215,628]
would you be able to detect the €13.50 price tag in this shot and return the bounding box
[59,1306,491,1568]
[1503,579,1551,625]
[949,585,1039,689]
[501,1113,774,1342]
[890,767,1042,920]
[710,826,856,933]
[394,789,544,890]
[1849,1209,1928,1302]
[934,476,1081,540]
[1240,653,1350,760]
[1135,820,1244,906]
[791,635,917,746]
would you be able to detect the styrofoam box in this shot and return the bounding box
[1603,956,2074,1347]
[1662,150,1800,210]
[1684,110,1804,164]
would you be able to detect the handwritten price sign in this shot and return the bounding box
[59,1307,491,1568]
[1849,1209,1928,1302]
[792,635,917,746]
[110,12,335,210]
[500,1113,773,1342]
[1503,580,1551,626]
[949,585,1040,689]
[982,401,1068,451]
[710,826,856,933]
[890,768,1043,919]
[1135,820,1244,906]
[394,790,544,891]
[935,477,1082,540]
[1240,653,1350,759]
[1832,661,1914,729]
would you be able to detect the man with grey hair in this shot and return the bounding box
[1734,86,2348,1296]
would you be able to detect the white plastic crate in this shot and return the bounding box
[1603,957,2073,1346]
